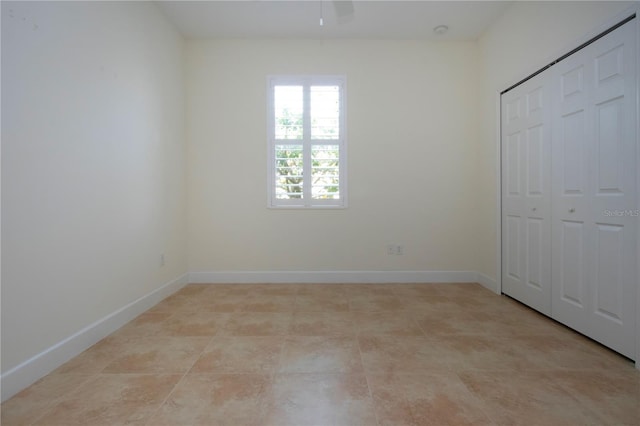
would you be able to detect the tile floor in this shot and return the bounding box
[2,283,639,426]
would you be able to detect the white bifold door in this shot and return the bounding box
[502,19,637,359]
[502,72,552,316]
[551,20,637,359]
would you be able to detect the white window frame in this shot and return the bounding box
[267,75,347,209]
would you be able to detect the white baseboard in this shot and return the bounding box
[0,273,188,402]
[188,270,479,284]
[476,272,499,294]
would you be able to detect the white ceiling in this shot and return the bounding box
[156,1,512,40]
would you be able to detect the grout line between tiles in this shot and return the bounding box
[141,328,216,426]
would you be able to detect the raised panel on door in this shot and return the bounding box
[526,218,543,291]
[595,98,624,194]
[502,72,552,315]
[591,220,636,357]
[526,125,544,196]
[505,214,521,281]
[561,110,587,195]
[553,219,590,334]
[506,132,522,198]
[594,224,624,323]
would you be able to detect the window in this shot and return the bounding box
[267,75,346,208]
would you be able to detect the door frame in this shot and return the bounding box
[495,4,640,367]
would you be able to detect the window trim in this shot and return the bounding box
[267,75,347,209]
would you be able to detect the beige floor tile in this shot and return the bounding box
[392,283,449,298]
[279,336,363,373]
[249,284,300,296]
[159,311,229,336]
[429,334,534,371]
[200,284,253,296]
[220,312,293,336]
[294,293,350,311]
[240,294,297,312]
[358,335,451,373]
[263,373,377,426]
[482,295,556,320]
[551,370,640,425]
[344,284,397,296]
[296,284,347,296]
[174,285,209,297]
[146,293,199,313]
[149,374,270,426]
[101,336,209,374]
[5,283,640,426]
[52,336,125,374]
[33,374,180,426]
[348,293,405,311]
[463,306,566,337]
[367,372,494,426]
[515,313,578,336]
[355,311,423,335]
[190,336,284,374]
[116,310,229,337]
[395,295,462,311]
[198,293,248,312]
[440,295,510,313]
[221,284,298,296]
[112,312,174,337]
[507,333,635,372]
[411,310,485,336]
[290,311,358,335]
[1,374,93,426]
[459,370,606,425]
[437,283,493,294]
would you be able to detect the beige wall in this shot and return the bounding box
[1,1,187,372]
[186,39,481,273]
[476,1,636,287]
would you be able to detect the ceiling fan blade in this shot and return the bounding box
[332,0,355,20]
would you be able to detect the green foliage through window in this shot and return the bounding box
[270,77,345,207]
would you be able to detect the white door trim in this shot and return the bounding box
[635,7,640,370]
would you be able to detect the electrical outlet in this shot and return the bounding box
[386,244,404,255]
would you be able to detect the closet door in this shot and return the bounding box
[502,72,552,315]
[551,20,637,358]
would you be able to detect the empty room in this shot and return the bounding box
[1,1,639,425]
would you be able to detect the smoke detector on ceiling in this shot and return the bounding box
[433,25,449,35]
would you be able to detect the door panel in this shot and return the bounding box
[526,218,543,290]
[506,215,521,281]
[502,72,552,315]
[527,125,544,196]
[595,98,624,194]
[559,220,586,307]
[561,66,584,100]
[506,132,521,196]
[594,223,624,323]
[561,110,587,195]
[551,20,636,359]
